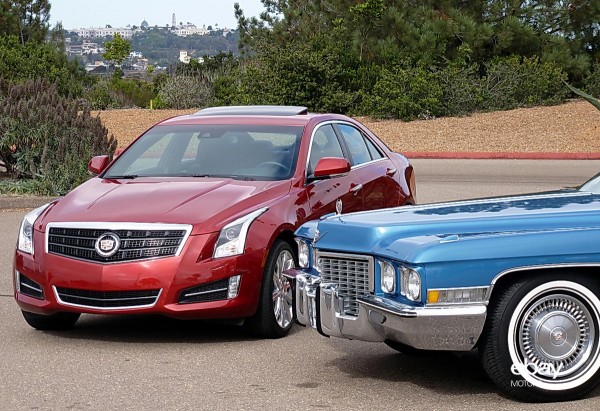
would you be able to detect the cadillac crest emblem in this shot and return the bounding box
[95,232,121,257]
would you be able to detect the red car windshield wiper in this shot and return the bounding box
[104,174,138,179]
[192,174,256,181]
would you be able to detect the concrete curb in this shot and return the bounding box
[403,152,600,160]
[0,196,56,211]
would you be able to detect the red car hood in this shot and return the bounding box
[40,177,292,234]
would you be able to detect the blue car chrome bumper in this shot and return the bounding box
[286,269,488,351]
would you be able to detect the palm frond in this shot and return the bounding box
[564,81,600,111]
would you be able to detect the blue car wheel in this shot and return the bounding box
[480,274,600,402]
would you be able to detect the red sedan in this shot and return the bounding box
[14,106,416,338]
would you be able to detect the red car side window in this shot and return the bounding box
[308,124,345,175]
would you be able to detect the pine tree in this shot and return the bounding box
[0,0,51,45]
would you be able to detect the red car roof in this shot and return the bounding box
[157,112,347,127]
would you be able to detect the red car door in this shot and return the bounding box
[304,123,364,218]
[335,123,404,210]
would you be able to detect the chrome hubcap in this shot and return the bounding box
[272,249,294,329]
[518,293,597,381]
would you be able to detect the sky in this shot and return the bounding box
[48,0,265,30]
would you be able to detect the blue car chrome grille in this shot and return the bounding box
[47,227,186,263]
[55,287,161,309]
[317,251,373,316]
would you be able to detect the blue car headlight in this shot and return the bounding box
[379,260,396,294]
[400,266,421,302]
[296,239,310,268]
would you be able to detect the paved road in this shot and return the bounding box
[1,160,600,410]
[411,158,600,203]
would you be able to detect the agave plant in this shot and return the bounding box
[565,82,600,110]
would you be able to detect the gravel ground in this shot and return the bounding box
[94,100,600,153]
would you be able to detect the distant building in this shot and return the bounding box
[132,58,149,71]
[173,22,209,37]
[68,16,234,44]
[85,61,106,72]
[179,51,205,64]
[82,42,103,54]
[179,50,191,64]
[76,27,133,39]
[67,44,82,56]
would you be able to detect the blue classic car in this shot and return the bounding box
[285,172,600,402]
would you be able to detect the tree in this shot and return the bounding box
[235,0,599,75]
[0,0,51,45]
[103,33,131,77]
[0,35,88,96]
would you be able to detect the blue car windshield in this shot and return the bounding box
[103,124,303,181]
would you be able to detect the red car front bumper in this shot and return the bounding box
[14,232,265,320]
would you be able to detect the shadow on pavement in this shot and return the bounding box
[328,346,600,401]
[39,313,303,344]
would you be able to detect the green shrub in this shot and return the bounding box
[480,56,567,110]
[152,72,170,94]
[85,77,156,109]
[157,74,215,109]
[437,63,482,116]
[111,78,156,108]
[0,79,117,195]
[359,66,443,120]
[213,71,243,106]
[582,63,600,99]
[221,40,358,113]
[84,77,125,110]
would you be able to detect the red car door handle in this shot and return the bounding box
[386,167,397,176]
[349,184,363,194]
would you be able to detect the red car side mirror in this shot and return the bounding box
[313,157,351,178]
[88,155,110,176]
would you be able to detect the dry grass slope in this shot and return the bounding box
[94,101,600,153]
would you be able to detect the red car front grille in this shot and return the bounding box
[47,227,186,264]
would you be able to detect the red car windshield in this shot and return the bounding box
[104,124,304,181]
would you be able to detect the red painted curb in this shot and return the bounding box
[402,152,600,160]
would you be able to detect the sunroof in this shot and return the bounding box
[194,105,309,116]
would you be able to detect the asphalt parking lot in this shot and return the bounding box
[2,159,600,410]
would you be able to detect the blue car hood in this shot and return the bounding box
[307,191,600,263]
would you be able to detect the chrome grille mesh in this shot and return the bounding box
[318,251,373,316]
[46,224,191,264]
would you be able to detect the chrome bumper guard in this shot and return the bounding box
[285,269,487,351]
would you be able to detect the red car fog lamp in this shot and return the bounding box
[228,275,242,299]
